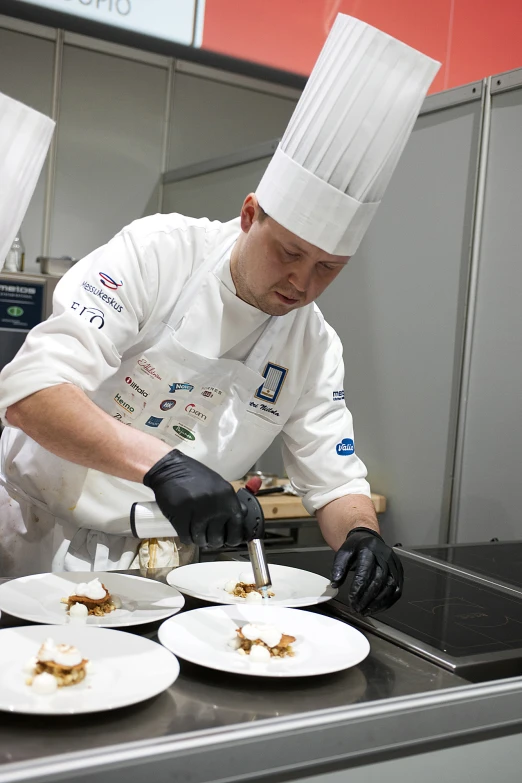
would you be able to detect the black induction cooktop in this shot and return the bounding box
[414,542,522,590]
[239,548,522,682]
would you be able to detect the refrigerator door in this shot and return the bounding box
[0,271,58,372]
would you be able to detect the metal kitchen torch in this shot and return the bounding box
[237,487,272,601]
[130,486,272,598]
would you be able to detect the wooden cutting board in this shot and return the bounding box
[232,479,386,520]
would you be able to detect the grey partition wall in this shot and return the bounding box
[167,67,297,171]
[162,142,278,220]
[451,72,522,542]
[50,43,168,260]
[318,84,484,546]
[163,66,297,219]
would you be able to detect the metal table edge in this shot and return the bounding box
[2,676,522,783]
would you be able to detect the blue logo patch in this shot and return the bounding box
[169,383,194,393]
[333,390,345,401]
[160,399,176,412]
[255,363,288,404]
[145,416,163,428]
[336,438,354,456]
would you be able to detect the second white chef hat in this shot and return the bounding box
[0,92,55,264]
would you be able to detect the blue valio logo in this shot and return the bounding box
[336,438,354,456]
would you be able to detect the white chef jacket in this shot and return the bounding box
[0,213,370,531]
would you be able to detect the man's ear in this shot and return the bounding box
[240,193,257,233]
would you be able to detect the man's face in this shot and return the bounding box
[230,195,349,316]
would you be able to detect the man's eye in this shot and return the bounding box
[321,263,337,271]
[283,247,300,258]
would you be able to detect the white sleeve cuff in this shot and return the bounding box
[302,478,372,515]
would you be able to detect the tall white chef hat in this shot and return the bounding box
[256,15,440,256]
[0,92,55,263]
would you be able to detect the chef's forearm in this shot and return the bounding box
[5,384,171,482]
[316,494,380,551]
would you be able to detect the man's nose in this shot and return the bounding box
[288,261,314,293]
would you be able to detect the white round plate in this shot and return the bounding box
[0,624,179,715]
[158,605,369,678]
[166,562,337,607]
[0,572,184,627]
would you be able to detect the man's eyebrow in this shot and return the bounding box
[283,239,307,253]
[280,238,347,264]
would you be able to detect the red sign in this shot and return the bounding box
[202,0,522,93]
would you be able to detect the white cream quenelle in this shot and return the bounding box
[248,645,271,663]
[31,672,58,695]
[69,602,89,621]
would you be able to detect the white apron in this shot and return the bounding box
[0,236,293,574]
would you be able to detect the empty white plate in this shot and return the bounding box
[0,624,179,715]
[158,605,370,678]
[166,561,337,607]
[0,572,184,627]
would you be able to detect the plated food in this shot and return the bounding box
[61,577,120,618]
[158,604,370,678]
[0,625,180,715]
[25,638,90,693]
[230,623,295,661]
[0,572,184,627]
[224,570,275,602]
[166,562,337,608]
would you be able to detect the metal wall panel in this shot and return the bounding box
[454,86,522,542]
[167,72,296,171]
[0,27,54,272]
[50,45,167,259]
[317,99,482,546]
[162,157,273,220]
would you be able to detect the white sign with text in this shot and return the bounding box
[15,0,204,47]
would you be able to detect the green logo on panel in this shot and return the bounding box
[7,306,24,317]
[172,425,195,441]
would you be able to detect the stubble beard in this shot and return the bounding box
[236,274,291,316]
[233,247,303,316]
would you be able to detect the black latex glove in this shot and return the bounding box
[143,449,244,548]
[330,527,404,615]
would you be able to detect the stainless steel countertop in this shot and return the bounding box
[2,569,522,783]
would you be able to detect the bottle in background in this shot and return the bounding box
[2,231,25,272]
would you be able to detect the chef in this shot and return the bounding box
[0,15,439,615]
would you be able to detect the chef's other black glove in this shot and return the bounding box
[330,527,404,616]
[143,449,244,548]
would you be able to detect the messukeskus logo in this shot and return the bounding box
[82,281,123,313]
[336,438,354,456]
[99,272,122,290]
